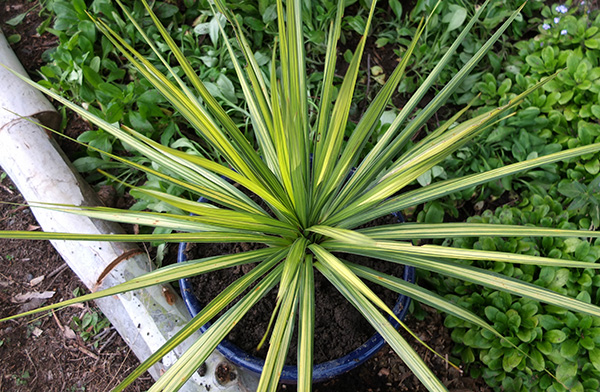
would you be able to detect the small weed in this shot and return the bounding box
[71,310,111,347]
[558,175,600,229]
[25,321,42,338]
[12,371,30,386]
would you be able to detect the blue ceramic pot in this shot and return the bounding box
[177,200,414,384]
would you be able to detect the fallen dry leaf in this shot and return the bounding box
[11,291,55,303]
[62,326,77,340]
[32,327,43,337]
[29,275,44,286]
[18,298,48,313]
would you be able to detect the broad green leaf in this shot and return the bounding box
[6,12,27,26]
[502,349,523,372]
[556,361,577,384]
[590,348,600,371]
[545,329,567,344]
[389,0,402,18]
[443,5,467,32]
[560,339,579,359]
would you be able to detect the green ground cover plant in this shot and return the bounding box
[418,4,600,390]
[71,309,111,346]
[430,194,600,392]
[421,2,600,221]
[3,1,600,392]
[460,1,600,176]
[381,0,544,94]
[558,175,600,229]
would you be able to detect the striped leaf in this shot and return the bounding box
[0,248,284,323]
[112,253,286,392]
[297,256,314,392]
[256,259,301,392]
[360,222,600,240]
[322,244,600,319]
[340,142,600,229]
[308,225,375,247]
[315,261,448,392]
[324,237,600,269]
[148,265,283,391]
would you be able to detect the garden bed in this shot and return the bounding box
[0,1,494,390]
[4,0,600,391]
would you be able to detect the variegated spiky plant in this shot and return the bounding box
[2,0,600,391]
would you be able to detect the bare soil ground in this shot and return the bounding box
[0,172,153,392]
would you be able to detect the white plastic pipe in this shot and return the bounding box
[0,28,258,392]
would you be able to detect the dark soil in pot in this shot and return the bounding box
[184,213,405,366]
[282,305,493,392]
